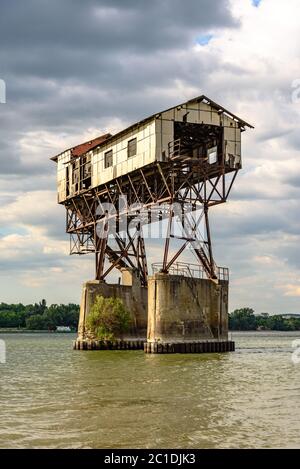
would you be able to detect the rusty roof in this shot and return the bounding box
[50,133,112,162]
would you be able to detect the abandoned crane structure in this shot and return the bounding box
[52,95,252,353]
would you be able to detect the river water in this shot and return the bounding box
[0,331,299,448]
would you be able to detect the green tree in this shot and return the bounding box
[268,315,289,331]
[229,307,257,330]
[26,314,47,330]
[87,296,131,340]
[0,311,24,328]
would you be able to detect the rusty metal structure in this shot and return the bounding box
[52,96,253,287]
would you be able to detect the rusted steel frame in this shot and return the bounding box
[222,170,226,199]
[114,250,137,257]
[134,223,148,284]
[206,174,222,202]
[179,180,203,205]
[165,240,189,271]
[162,204,174,272]
[138,226,148,278]
[67,220,94,233]
[180,205,205,246]
[207,199,225,207]
[220,131,226,193]
[115,230,148,282]
[67,201,79,231]
[95,217,109,280]
[70,229,93,255]
[82,193,95,222]
[140,168,155,203]
[191,246,212,279]
[71,198,87,229]
[102,228,139,278]
[136,225,140,278]
[66,207,75,232]
[70,233,79,254]
[155,172,169,201]
[174,171,194,197]
[104,184,115,205]
[204,205,216,279]
[115,178,124,197]
[186,180,204,204]
[94,191,108,220]
[170,234,196,242]
[157,163,172,198]
[181,185,190,202]
[114,234,137,271]
[102,186,118,208]
[127,174,141,205]
[126,226,139,261]
[198,180,205,198]
[206,175,223,201]
[179,210,213,279]
[225,169,238,199]
[67,196,173,233]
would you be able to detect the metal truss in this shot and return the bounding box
[63,153,239,284]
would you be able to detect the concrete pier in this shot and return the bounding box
[75,269,148,347]
[145,273,232,353]
[74,270,234,354]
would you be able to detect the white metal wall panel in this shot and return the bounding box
[57,149,71,203]
[91,119,156,187]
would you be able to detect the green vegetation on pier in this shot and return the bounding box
[87,295,131,340]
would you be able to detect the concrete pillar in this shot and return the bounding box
[76,279,148,342]
[147,273,229,345]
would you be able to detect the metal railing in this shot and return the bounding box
[168,139,181,159]
[151,261,229,281]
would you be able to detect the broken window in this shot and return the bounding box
[80,155,92,189]
[127,138,137,158]
[104,150,113,168]
[66,166,70,197]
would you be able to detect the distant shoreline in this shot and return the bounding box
[0,329,76,334]
[0,329,299,335]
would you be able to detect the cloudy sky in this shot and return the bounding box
[0,0,299,313]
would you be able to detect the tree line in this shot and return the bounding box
[0,300,79,330]
[229,308,300,331]
[0,302,299,332]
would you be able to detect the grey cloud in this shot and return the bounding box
[284,174,300,188]
[0,0,237,177]
[212,201,300,241]
[0,0,235,53]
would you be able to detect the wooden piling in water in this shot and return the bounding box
[73,338,235,354]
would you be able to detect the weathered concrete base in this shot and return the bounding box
[73,339,145,351]
[146,273,232,354]
[77,269,148,342]
[144,340,235,354]
[75,270,235,354]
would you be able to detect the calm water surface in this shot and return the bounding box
[0,331,300,448]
